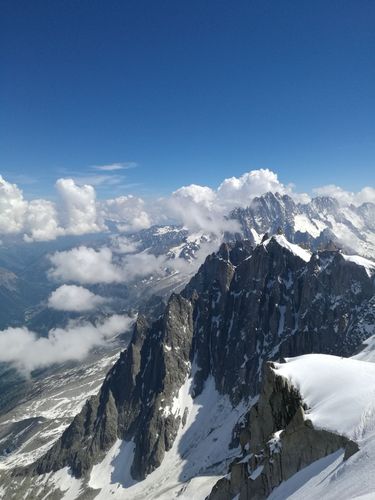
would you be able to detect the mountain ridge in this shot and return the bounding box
[11,232,374,499]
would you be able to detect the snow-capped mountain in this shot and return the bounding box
[231,192,375,258]
[1,191,374,336]
[4,233,374,499]
[122,192,375,262]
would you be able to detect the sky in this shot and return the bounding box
[1,0,374,199]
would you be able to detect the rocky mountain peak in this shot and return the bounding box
[23,235,375,492]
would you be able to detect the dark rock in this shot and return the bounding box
[208,363,359,500]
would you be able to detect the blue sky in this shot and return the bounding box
[1,0,374,199]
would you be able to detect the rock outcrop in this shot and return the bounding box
[208,362,359,500]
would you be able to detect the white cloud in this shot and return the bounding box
[167,185,236,236]
[119,236,224,282]
[48,285,108,312]
[72,174,123,187]
[55,178,104,235]
[163,169,312,236]
[102,195,152,232]
[48,244,171,284]
[24,199,62,242]
[121,252,169,281]
[0,314,133,374]
[0,175,27,234]
[0,169,374,244]
[313,184,375,206]
[0,175,106,241]
[49,246,124,284]
[110,235,140,254]
[92,162,137,171]
[173,184,216,207]
[42,168,375,286]
[48,235,220,285]
[217,168,310,206]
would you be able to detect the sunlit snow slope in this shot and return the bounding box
[270,350,375,499]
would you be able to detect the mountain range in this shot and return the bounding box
[0,192,375,499]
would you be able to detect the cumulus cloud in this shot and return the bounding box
[24,199,62,241]
[56,178,104,235]
[217,168,310,206]
[313,184,375,206]
[0,314,133,374]
[48,244,170,284]
[0,175,105,241]
[0,175,27,234]
[102,195,152,232]
[49,246,124,284]
[48,285,108,312]
[164,169,311,236]
[0,169,374,243]
[173,184,216,207]
[118,236,223,282]
[48,237,217,285]
[218,169,283,206]
[2,169,307,242]
[142,169,315,236]
[167,184,237,236]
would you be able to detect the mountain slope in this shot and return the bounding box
[6,234,374,499]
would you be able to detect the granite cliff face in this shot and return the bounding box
[209,362,359,500]
[32,296,194,480]
[26,235,375,488]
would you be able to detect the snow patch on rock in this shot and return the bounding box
[342,254,375,277]
[265,234,312,262]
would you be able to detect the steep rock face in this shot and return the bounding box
[232,193,301,244]
[208,363,359,500]
[187,237,374,405]
[32,315,149,478]
[32,295,194,480]
[27,237,374,483]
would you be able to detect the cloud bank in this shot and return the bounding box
[48,235,225,286]
[48,244,175,284]
[0,169,374,242]
[0,175,103,242]
[0,314,134,374]
[312,184,375,206]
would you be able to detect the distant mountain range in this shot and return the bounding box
[1,192,374,330]
[231,191,375,258]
